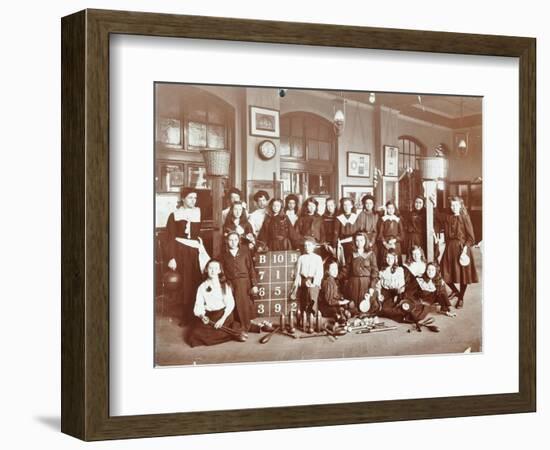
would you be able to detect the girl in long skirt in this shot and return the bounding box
[321,197,338,260]
[258,198,299,251]
[187,259,246,347]
[439,196,479,309]
[340,231,379,315]
[221,232,259,331]
[357,193,379,251]
[377,200,404,266]
[223,201,256,251]
[165,187,203,326]
[333,197,361,264]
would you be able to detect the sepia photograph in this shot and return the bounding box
[154,83,483,366]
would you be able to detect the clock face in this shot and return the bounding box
[258,140,276,160]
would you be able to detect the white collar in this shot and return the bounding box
[381,214,400,222]
[337,212,358,226]
[174,207,200,222]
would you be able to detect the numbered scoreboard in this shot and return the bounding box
[254,250,300,318]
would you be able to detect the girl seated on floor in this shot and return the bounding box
[319,260,357,323]
[404,262,456,317]
[377,249,406,306]
[186,259,247,347]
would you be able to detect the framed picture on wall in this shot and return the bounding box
[341,184,374,209]
[246,179,284,209]
[347,151,371,178]
[249,106,280,138]
[384,145,399,176]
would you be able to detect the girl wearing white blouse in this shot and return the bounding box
[290,236,324,315]
[187,259,247,347]
[377,249,406,305]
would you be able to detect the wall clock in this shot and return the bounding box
[258,139,277,160]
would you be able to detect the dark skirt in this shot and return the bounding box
[345,276,374,305]
[440,239,479,284]
[418,290,451,312]
[376,298,430,323]
[268,237,293,251]
[186,309,242,347]
[229,277,256,330]
[405,232,424,256]
[173,242,202,325]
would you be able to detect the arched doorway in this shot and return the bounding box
[279,111,337,212]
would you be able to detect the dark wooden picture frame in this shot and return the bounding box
[249,105,281,138]
[346,151,371,178]
[61,9,536,441]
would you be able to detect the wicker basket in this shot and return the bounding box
[200,149,231,177]
[418,156,448,180]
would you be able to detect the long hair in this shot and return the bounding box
[338,197,357,215]
[284,194,300,213]
[300,197,319,216]
[203,259,230,295]
[421,261,443,286]
[407,245,426,264]
[223,201,248,229]
[384,200,400,217]
[323,197,337,217]
[448,196,470,217]
[268,198,285,216]
[352,231,370,252]
[382,248,400,271]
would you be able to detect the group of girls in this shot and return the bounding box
[165,186,479,347]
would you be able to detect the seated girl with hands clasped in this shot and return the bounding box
[319,260,357,323]
[186,259,247,347]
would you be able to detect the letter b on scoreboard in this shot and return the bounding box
[254,250,299,318]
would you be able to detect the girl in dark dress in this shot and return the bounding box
[340,231,379,315]
[284,194,300,227]
[404,195,427,256]
[321,197,338,260]
[377,200,404,266]
[404,262,456,317]
[333,197,361,264]
[357,193,379,251]
[295,197,325,249]
[258,198,299,251]
[439,197,479,309]
[165,187,203,326]
[187,259,246,347]
[223,201,256,251]
[221,232,259,331]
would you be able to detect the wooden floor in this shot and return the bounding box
[155,248,482,367]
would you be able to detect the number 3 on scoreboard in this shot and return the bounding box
[257,304,265,314]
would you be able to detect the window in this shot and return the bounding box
[280,112,333,161]
[398,136,425,171]
[281,170,332,199]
